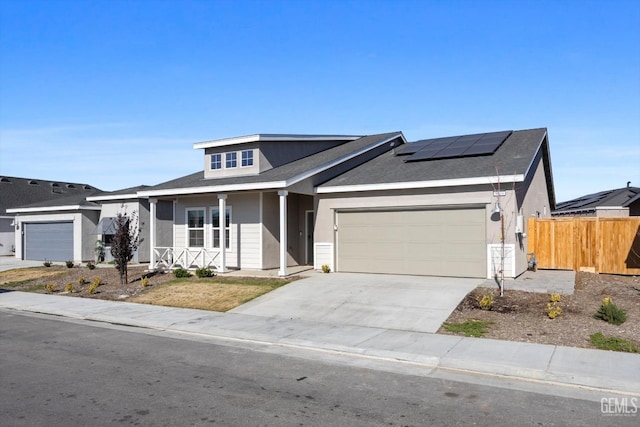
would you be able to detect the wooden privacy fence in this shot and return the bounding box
[528,217,640,275]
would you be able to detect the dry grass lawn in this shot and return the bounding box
[130,280,281,311]
[0,267,65,286]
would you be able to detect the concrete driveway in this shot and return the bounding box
[230,273,480,333]
[0,257,45,272]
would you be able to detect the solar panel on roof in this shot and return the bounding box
[403,130,512,162]
[403,148,442,161]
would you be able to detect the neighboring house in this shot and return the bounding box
[0,176,99,258]
[553,185,640,217]
[7,128,556,279]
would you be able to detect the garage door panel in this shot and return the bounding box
[337,208,486,278]
[24,222,73,262]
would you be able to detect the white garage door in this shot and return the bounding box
[24,222,74,262]
[336,208,486,278]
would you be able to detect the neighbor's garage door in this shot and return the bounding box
[24,222,73,262]
[336,208,486,278]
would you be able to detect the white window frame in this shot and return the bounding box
[241,149,254,167]
[211,206,232,250]
[210,153,222,170]
[225,152,237,168]
[186,208,206,248]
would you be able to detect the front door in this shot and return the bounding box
[305,210,314,265]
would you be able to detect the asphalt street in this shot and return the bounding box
[2,311,634,427]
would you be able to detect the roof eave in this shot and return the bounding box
[316,174,525,194]
[7,205,102,214]
[86,194,142,202]
[193,134,362,150]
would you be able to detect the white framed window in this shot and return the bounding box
[186,208,205,247]
[225,152,237,168]
[212,206,231,249]
[241,150,254,167]
[211,153,222,170]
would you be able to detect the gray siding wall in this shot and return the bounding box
[174,193,261,269]
[261,192,280,269]
[156,200,174,247]
[138,199,150,262]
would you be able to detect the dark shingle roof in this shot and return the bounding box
[88,185,150,199]
[318,128,548,187]
[0,177,101,214]
[142,132,402,193]
[554,186,640,213]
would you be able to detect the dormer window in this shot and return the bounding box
[211,153,222,170]
[225,152,237,168]
[241,150,254,167]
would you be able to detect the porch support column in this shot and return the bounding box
[218,194,228,273]
[149,198,156,270]
[278,190,288,277]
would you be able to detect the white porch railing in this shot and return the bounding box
[153,247,220,271]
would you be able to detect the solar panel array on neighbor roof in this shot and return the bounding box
[397,130,513,162]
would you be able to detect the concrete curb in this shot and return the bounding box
[1,291,639,396]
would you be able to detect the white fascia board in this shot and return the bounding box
[138,181,288,197]
[0,215,14,219]
[316,174,525,194]
[7,205,102,213]
[286,133,406,187]
[86,194,140,202]
[595,206,626,210]
[193,134,362,150]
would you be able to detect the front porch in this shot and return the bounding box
[147,190,315,276]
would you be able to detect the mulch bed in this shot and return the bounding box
[439,272,640,350]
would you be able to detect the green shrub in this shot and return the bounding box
[45,283,56,293]
[443,320,493,337]
[173,268,192,278]
[141,277,150,287]
[65,260,74,268]
[92,277,102,287]
[77,277,86,286]
[43,260,52,267]
[86,261,96,270]
[195,267,214,278]
[594,296,627,325]
[590,332,638,353]
[64,283,75,293]
[321,264,331,273]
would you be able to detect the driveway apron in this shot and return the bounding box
[230,273,480,333]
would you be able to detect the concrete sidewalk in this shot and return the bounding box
[1,291,638,396]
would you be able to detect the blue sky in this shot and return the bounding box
[1,0,638,202]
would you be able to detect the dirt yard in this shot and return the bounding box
[0,265,293,312]
[439,272,640,350]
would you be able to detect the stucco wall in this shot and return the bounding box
[514,151,553,275]
[99,201,148,263]
[14,211,98,262]
[0,218,14,256]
